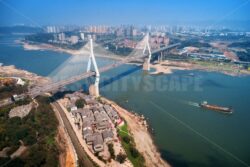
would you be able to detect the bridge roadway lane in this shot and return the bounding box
[52,102,95,167]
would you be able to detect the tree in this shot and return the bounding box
[108,143,115,159]
[116,153,126,164]
[122,136,130,144]
[25,146,46,166]
[129,147,139,158]
[75,99,85,108]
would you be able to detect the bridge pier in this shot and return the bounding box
[158,52,163,63]
[143,58,150,71]
[89,84,99,97]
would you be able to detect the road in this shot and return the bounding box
[52,102,96,167]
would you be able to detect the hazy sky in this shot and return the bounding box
[0,0,250,26]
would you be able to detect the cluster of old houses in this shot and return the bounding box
[66,92,122,153]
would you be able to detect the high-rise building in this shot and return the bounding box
[58,33,65,41]
[53,34,58,41]
[69,36,79,44]
[80,32,85,40]
[115,28,124,37]
[125,27,131,36]
[46,26,57,33]
[46,26,52,33]
[132,29,137,36]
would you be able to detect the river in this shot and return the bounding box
[1,34,250,167]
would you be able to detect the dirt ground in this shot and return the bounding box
[54,102,76,167]
[10,140,27,159]
[56,123,76,167]
[210,42,239,61]
[223,51,239,61]
[150,61,189,75]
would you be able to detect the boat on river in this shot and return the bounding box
[199,101,233,114]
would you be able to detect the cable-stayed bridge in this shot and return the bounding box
[28,34,180,98]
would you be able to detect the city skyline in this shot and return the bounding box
[1,0,250,28]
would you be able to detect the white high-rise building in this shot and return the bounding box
[52,26,56,33]
[58,33,65,41]
[80,32,85,40]
[46,26,52,33]
[46,26,57,33]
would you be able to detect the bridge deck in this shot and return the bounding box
[29,43,180,98]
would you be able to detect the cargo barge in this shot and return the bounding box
[199,101,233,114]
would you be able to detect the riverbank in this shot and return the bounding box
[19,40,124,60]
[150,60,250,76]
[0,62,170,166]
[0,65,51,86]
[17,40,87,55]
[150,61,189,75]
[101,97,171,167]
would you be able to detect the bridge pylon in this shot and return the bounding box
[87,38,100,97]
[142,33,152,71]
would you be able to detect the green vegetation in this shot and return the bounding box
[122,136,131,144]
[75,98,85,108]
[0,96,59,167]
[116,153,127,164]
[105,43,133,56]
[129,147,140,158]
[25,33,54,43]
[94,152,106,163]
[25,33,87,50]
[108,143,115,159]
[229,41,250,48]
[180,39,211,48]
[96,96,102,103]
[189,60,243,74]
[0,83,28,100]
[236,50,250,62]
[117,123,145,167]
[0,98,31,118]
[51,41,87,50]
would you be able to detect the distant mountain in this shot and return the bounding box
[0,25,44,34]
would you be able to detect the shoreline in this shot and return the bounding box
[18,40,124,60]
[150,62,189,75]
[0,65,51,87]
[17,40,89,55]
[101,97,171,167]
[149,60,250,77]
